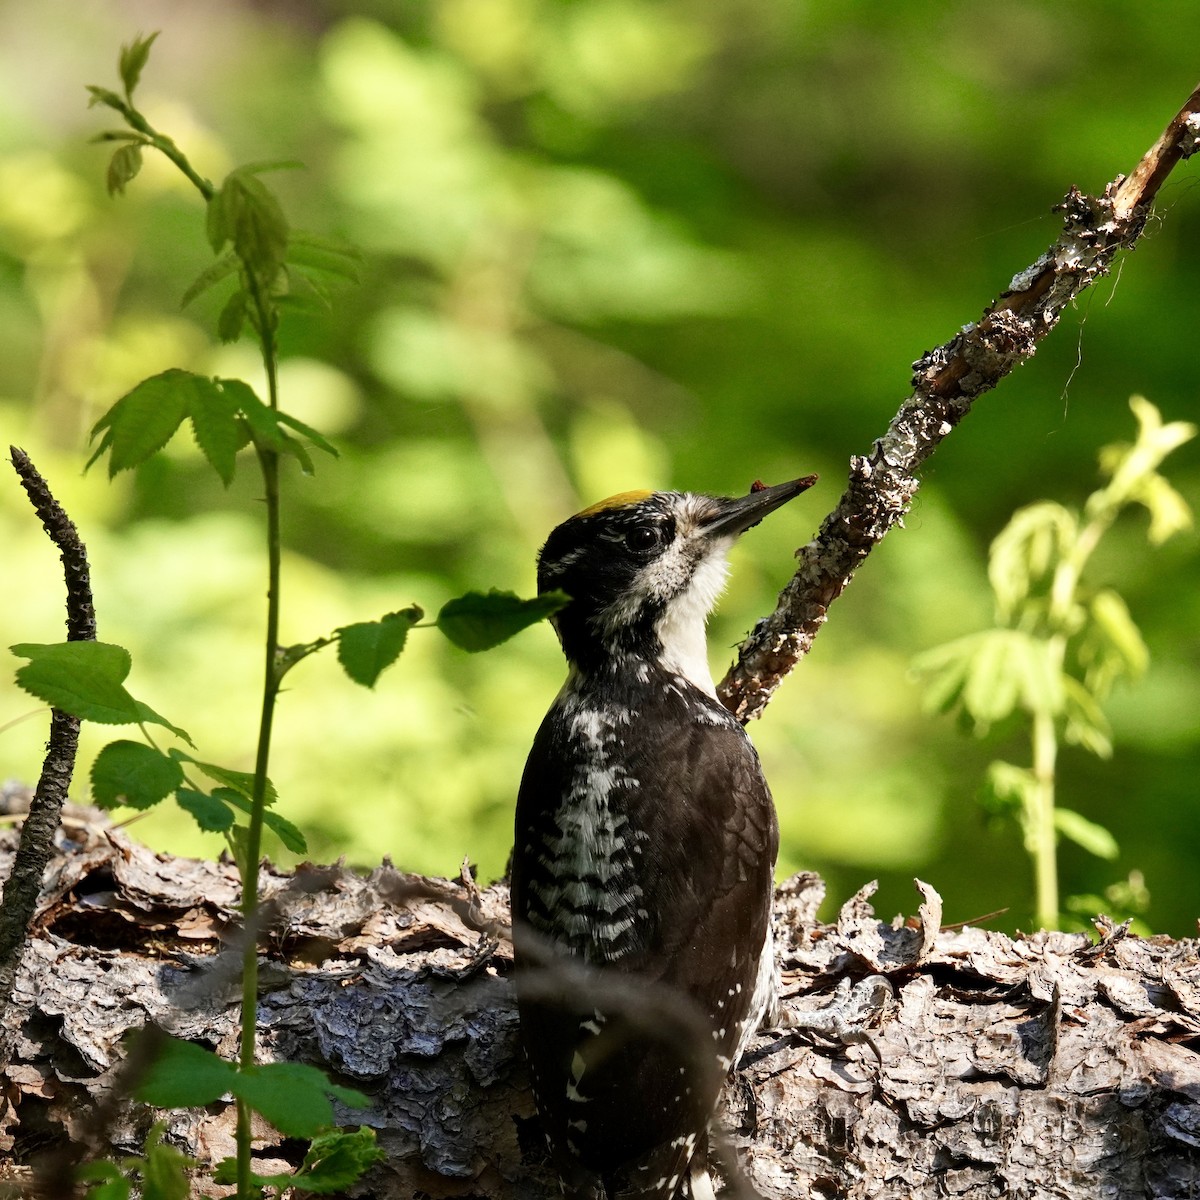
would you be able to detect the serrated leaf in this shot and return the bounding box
[207,168,289,283]
[191,760,278,806]
[336,609,421,688]
[1054,808,1119,860]
[87,369,195,476]
[135,1036,237,1108]
[11,642,190,741]
[224,380,317,473]
[233,1062,366,1138]
[141,1124,191,1200]
[217,789,307,853]
[106,143,143,197]
[437,589,569,653]
[262,807,307,853]
[292,1128,386,1193]
[216,289,248,343]
[180,252,239,308]
[276,410,339,458]
[187,377,243,486]
[91,740,183,810]
[175,788,236,833]
[118,32,160,98]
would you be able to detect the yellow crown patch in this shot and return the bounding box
[574,489,655,518]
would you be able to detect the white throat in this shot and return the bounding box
[653,548,730,696]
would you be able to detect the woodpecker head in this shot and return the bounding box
[537,477,816,688]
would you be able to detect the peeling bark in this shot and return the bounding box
[1,810,1197,1197]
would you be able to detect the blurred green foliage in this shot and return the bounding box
[1,1,1198,933]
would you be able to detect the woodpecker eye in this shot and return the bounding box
[625,525,660,554]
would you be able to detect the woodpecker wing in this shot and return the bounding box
[513,677,778,1197]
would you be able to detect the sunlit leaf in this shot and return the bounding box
[118,32,160,98]
[11,642,190,741]
[987,501,1076,621]
[1054,808,1119,860]
[1061,677,1113,758]
[87,369,194,476]
[290,1128,386,1193]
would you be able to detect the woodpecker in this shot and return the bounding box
[511,477,816,1200]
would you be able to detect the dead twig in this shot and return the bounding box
[0,449,97,1060]
[719,83,1200,723]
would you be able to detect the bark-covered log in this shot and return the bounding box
[1,803,1198,1198]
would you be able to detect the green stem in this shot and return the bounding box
[1029,706,1059,930]
[235,277,283,1200]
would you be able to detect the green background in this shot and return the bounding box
[1,0,1198,934]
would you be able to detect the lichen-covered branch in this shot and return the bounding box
[0,450,96,1054]
[719,83,1200,723]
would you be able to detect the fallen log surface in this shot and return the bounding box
[1,802,1198,1198]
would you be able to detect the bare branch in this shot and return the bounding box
[0,449,96,1057]
[719,83,1200,723]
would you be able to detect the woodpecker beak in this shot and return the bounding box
[700,475,818,539]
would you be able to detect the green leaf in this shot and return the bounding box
[212,1129,382,1193]
[276,410,339,458]
[217,789,308,854]
[292,1128,385,1193]
[983,760,1036,815]
[141,1124,192,1200]
[118,32,160,98]
[180,252,239,308]
[78,1161,131,1200]
[336,609,421,687]
[106,143,143,196]
[226,379,318,474]
[262,808,308,854]
[1054,808,1120,860]
[87,369,195,477]
[86,85,130,115]
[216,288,248,343]
[175,788,236,833]
[11,642,190,741]
[437,589,569,653]
[1061,677,1113,759]
[186,376,243,486]
[207,168,289,283]
[233,1062,367,1138]
[91,740,183,810]
[987,501,1076,621]
[287,231,363,283]
[190,759,278,806]
[135,1037,237,1108]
